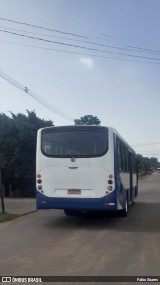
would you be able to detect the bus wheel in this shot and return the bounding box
[130,197,134,206]
[119,193,128,217]
[64,209,81,216]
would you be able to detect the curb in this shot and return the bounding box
[16,210,38,217]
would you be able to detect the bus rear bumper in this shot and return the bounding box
[36,191,117,211]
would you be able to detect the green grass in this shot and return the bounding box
[0,212,19,223]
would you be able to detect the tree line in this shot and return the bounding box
[0,111,53,197]
[137,154,159,176]
[0,111,159,197]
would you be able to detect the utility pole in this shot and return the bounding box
[0,153,6,213]
[0,170,5,213]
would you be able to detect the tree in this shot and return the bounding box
[74,115,101,125]
[149,157,159,170]
[137,154,159,175]
[0,110,53,197]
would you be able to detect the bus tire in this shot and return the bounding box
[135,186,138,197]
[64,209,81,216]
[130,192,134,206]
[119,192,128,217]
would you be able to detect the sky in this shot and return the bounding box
[0,0,160,161]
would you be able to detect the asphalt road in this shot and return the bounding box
[1,198,36,215]
[0,173,160,284]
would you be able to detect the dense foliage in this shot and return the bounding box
[74,115,101,125]
[0,111,53,197]
[137,154,159,175]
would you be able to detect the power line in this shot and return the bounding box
[1,39,160,66]
[1,18,160,63]
[99,33,160,55]
[0,17,88,39]
[0,69,74,122]
[0,39,151,64]
[0,25,134,53]
[139,154,160,156]
[1,29,160,62]
[1,17,160,56]
[133,142,160,147]
[1,25,156,55]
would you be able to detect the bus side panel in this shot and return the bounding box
[114,133,129,211]
[113,133,138,211]
[113,133,123,211]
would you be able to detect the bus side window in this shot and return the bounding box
[121,140,128,172]
[124,146,128,172]
[117,138,130,173]
[128,150,134,173]
[117,138,122,172]
[133,155,136,173]
[120,141,124,172]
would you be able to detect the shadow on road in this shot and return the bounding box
[45,201,160,234]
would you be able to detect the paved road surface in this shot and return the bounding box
[0,173,160,284]
[1,198,36,215]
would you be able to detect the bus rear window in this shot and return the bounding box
[41,130,108,157]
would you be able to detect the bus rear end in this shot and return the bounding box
[36,126,116,213]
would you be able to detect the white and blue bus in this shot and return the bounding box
[36,125,138,217]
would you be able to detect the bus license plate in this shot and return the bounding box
[68,189,81,195]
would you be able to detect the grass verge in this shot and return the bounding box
[0,212,19,223]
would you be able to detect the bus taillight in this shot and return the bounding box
[108,173,113,179]
[107,173,113,185]
[106,173,113,193]
[37,174,43,193]
[38,185,43,190]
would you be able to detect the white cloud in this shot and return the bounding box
[80,57,94,68]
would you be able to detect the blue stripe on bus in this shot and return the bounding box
[36,191,117,211]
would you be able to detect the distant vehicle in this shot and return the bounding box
[36,125,138,217]
[157,168,160,173]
